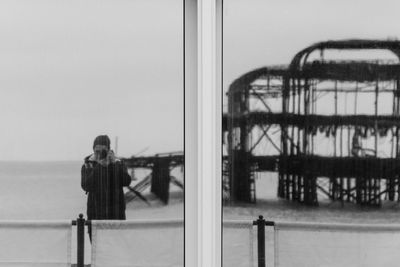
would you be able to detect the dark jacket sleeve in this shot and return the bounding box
[81,163,96,192]
[119,161,132,187]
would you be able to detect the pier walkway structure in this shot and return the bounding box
[223,39,400,206]
[121,151,184,204]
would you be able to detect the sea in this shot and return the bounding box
[0,161,399,223]
[0,161,183,220]
[224,172,400,224]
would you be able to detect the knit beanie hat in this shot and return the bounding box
[93,135,111,149]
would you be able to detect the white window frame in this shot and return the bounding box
[185,0,222,266]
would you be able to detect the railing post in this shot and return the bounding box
[254,215,266,267]
[77,214,85,267]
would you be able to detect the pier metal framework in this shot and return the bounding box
[121,152,184,204]
[223,39,400,206]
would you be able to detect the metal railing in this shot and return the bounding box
[0,214,184,267]
[252,215,273,267]
[71,214,90,267]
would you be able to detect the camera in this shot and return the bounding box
[99,150,108,160]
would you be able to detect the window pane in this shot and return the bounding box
[0,1,183,266]
[222,1,400,266]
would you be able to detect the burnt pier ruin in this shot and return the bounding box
[223,39,400,206]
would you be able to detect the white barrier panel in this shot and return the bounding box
[0,221,71,267]
[223,220,255,267]
[91,219,183,267]
[274,222,400,267]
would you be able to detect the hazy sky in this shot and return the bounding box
[0,0,183,161]
[223,0,400,97]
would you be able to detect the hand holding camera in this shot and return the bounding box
[107,150,116,163]
[96,149,115,166]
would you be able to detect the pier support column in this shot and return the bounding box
[230,150,253,202]
[151,158,171,204]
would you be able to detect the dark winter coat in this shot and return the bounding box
[81,155,131,220]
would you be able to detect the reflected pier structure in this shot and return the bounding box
[223,39,400,206]
[121,152,184,204]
